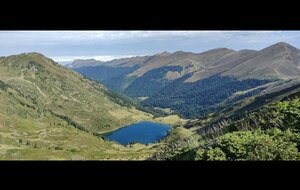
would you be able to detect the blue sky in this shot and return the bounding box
[0,31,299,64]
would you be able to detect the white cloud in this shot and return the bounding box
[1,31,300,45]
[0,31,299,57]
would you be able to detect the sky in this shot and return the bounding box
[0,31,300,65]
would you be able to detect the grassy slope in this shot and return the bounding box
[0,53,185,160]
[0,53,155,133]
[0,88,156,160]
[0,117,156,160]
[152,95,300,160]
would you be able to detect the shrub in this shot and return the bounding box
[194,149,206,160]
[206,147,226,161]
[216,129,298,160]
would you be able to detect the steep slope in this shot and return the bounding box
[124,65,183,97]
[68,54,162,92]
[71,43,300,90]
[183,78,300,135]
[128,48,234,78]
[152,91,300,161]
[71,42,300,119]
[73,65,138,86]
[0,53,189,160]
[0,85,156,160]
[142,74,273,118]
[106,55,154,67]
[222,42,300,79]
[0,53,154,134]
[186,49,257,82]
[69,49,236,95]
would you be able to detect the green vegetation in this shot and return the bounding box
[0,117,157,160]
[214,129,299,160]
[75,63,274,120]
[201,97,300,136]
[2,43,300,160]
[72,43,300,121]
[153,128,300,161]
[143,74,272,118]
[0,53,184,160]
[124,66,183,97]
[74,65,138,93]
[0,53,155,134]
[153,97,300,160]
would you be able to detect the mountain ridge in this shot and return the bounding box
[69,42,300,81]
[70,42,300,119]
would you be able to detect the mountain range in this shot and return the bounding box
[2,41,300,160]
[71,42,300,118]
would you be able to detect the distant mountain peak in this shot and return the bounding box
[157,51,171,56]
[198,48,235,55]
[215,47,234,51]
[172,51,194,56]
[262,42,298,52]
[66,59,103,68]
[73,58,102,63]
[273,42,292,47]
[172,51,185,55]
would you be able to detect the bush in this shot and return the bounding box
[192,147,226,161]
[216,129,298,160]
[277,99,300,130]
[206,148,226,161]
[194,149,205,160]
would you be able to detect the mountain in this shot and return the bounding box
[2,44,300,160]
[0,53,159,134]
[70,42,300,119]
[0,52,179,159]
[127,48,234,78]
[185,49,258,82]
[66,59,103,68]
[67,55,155,69]
[221,42,300,80]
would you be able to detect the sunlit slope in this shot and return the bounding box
[0,52,155,134]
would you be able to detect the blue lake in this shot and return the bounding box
[104,121,171,145]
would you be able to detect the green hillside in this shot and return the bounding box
[152,91,300,160]
[0,53,157,134]
[0,53,186,160]
[71,42,300,119]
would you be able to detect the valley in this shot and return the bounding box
[71,42,300,119]
[0,53,184,160]
[1,39,300,160]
